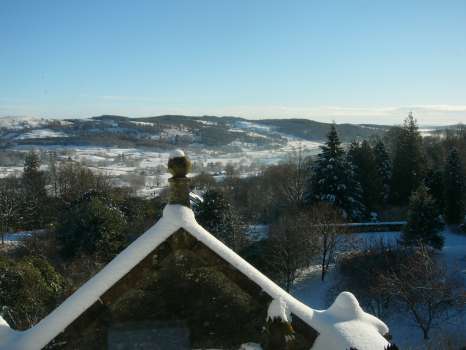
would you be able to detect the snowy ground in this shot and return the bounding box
[292,229,466,349]
[1,231,32,245]
[2,139,322,196]
[0,230,47,245]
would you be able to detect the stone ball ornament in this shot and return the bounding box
[168,149,192,178]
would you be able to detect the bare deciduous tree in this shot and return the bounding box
[277,148,312,206]
[0,177,21,244]
[379,244,464,340]
[268,210,318,291]
[308,202,345,281]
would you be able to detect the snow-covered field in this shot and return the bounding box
[292,229,466,349]
[14,129,68,140]
[1,136,322,196]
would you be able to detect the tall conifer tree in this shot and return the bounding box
[196,189,244,250]
[347,140,380,211]
[21,151,47,228]
[444,147,465,224]
[390,113,425,205]
[373,139,392,204]
[425,169,444,212]
[308,125,365,220]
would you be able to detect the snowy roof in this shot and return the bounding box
[0,205,390,350]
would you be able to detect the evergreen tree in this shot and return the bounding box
[390,113,426,205]
[56,191,127,261]
[347,140,380,211]
[196,189,244,250]
[401,184,444,250]
[444,147,465,224]
[308,125,365,220]
[21,151,47,228]
[373,139,392,204]
[424,169,444,212]
[0,255,66,329]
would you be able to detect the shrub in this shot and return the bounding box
[0,255,66,329]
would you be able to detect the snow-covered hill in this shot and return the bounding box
[0,115,388,147]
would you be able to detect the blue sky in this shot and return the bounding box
[1,0,465,125]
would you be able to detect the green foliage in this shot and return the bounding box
[0,255,66,330]
[191,172,217,191]
[425,169,445,212]
[401,184,444,250]
[390,114,426,205]
[444,147,465,224]
[308,124,366,220]
[21,151,48,229]
[347,140,381,211]
[118,195,163,237]
[195,189,244,250]
[373,139,392,204]
[56,192,127,261]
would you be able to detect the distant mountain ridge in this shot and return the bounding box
[0,114,389,149]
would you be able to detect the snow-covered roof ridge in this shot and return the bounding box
[0,205,390,350]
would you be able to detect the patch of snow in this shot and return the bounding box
[238,343,262,350]
[130,121,154,127]
[246,225,269,241]
[169,149,185,159]
[0,116,50,130]
[197,120,217,126]
[234,121,272,133]
[0,167,23,179]
[311,292,389,350]
[15,129,68,140]
[267,298,291,322]
[294,228,466,349]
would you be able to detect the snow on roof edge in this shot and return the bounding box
[0,206,183,350]
[0,205,390,350]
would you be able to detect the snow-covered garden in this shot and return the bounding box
[293,228,466,349]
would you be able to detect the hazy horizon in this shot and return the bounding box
[1,109,464,127]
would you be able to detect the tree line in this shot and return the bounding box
[190,114,466,341]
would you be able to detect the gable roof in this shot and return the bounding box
[0,204,390,350]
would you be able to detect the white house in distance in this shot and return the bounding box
[0,150,392,350]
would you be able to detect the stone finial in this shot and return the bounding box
[168,150,191,207]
